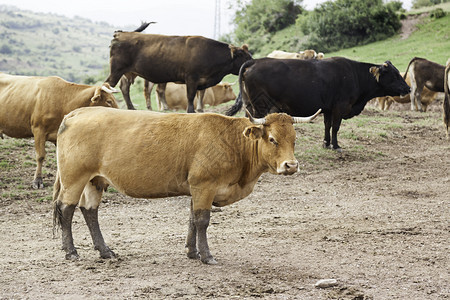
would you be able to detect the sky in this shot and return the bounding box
[0,0,413,38]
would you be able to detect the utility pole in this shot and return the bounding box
[214,0,221,39]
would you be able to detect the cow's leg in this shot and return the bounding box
[53,176,91,260]
[185,199,200,259]
[54,200,79,260]
[323,112,332,149]
[31,129,46,189]
[144,81,155,110]
[156,83,169,110]
[189,188,216,264]
[331,114,343,152]
[79,181,116,259]
[118,77,136,110]
[196,89,206,112]
[186,83,198,113]
[413,85,424,112]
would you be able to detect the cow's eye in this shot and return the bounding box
[269,137,278,146]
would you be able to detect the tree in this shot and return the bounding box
[233,0,303,54]
[300,0,402,52]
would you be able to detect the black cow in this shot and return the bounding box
[104,23,252,113]
[226,57,410,151]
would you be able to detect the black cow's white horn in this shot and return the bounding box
[292,109,322,123]
[101,84,119,94]
[245,108,266,125]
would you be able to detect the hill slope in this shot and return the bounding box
[0,5,118,83]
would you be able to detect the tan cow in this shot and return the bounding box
[156,82,236,111]
[0,73,118,189]
[53,107,321,264]
[267,49,318,60]
[374,72,442,111]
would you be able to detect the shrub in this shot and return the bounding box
[299,0,402,52]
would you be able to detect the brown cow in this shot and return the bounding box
[374,72,442,111]
[0,73,118,189]
[53,107,321,264]
[104,22,252,113]
[404,57,445,111]
[443,58,450,138]
[157,82,236,111]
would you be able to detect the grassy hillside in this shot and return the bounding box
[0,5,117,83]
[327,12,450,71]
[123,8,449,111]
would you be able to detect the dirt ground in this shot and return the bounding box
[0,101,449,299]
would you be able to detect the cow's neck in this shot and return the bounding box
[357,63,386,101]
[237,138,267,186]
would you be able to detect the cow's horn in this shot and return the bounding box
[229,80,238,86]
[292,109,322,123]
[245,108,266,125]
[101,83,119,94]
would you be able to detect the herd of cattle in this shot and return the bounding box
[1,22,449,264]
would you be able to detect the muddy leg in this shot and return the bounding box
[185,200,200,259]
[194,209,216,264]
[80,207,116,259]
[55,201,79,260]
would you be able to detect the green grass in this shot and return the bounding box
[327,13,450,70]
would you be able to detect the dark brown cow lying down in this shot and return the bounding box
[0,73,118,189]
[53,107,320,264]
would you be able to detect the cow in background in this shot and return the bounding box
[53,107,321,264]
[118,73,170,111]
[443,58,450,138]
[0,73,118,188]
[226,57,410,151]
[373,72,443,111]
[104,22,252,113]
[404,57,445,111]
[157,82,236,111]
[267,49,319,60]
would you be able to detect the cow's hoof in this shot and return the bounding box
[322,141,331,149]
[100,249,116,259]
[201,256,218,265]
[333,147,343,153]
[196,109,204,113]
[32,178,44,189]
[186,250,200,260]
[65,251,79,260]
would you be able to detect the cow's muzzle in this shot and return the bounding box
[278,160,299,175]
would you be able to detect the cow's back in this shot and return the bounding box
[110,33,230,84]
[0,74,44,137]
[58,108,247,198]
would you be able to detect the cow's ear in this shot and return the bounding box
[243,125,264,140]
[91,87,102,103]
[242,44,249,52]
[369,66,380,82]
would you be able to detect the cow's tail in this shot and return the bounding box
[403,57,419,79]
[133,21,156,33]
[52,169,62,238]
[443,62,450,138]
[226,59,255,116]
